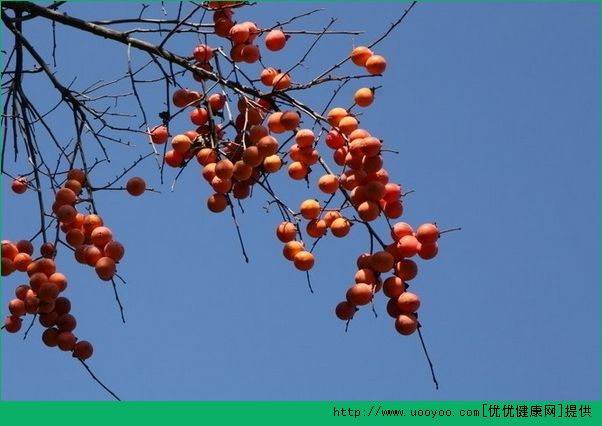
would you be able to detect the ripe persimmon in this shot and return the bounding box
[11,177,28,194]
[256,135,279,157]
[73,340,94,360]
[416,223,440,244]
[350,46,373,66]
[91,226,113,247]
[283,240,304,261]
[104,240,125,262]
[38,282,60,302]
[260,67,278,86]
[335,301,356,321]
[365,54,387,75]
[193,44,213,63]
[215,159,235,179]
[317,174,339,194]
[263,155,282,173]
[272,73,291,91]
[418,242,438,260]
[395,259,418,281]
[338,115,359,135]
[299,199,321,220]
[42,327,60,347]
[150,125,169,144]
[306,219,327,238]
[241,44,260,63]
[276,222,297,243]
[330,217,351,237]
[126,177,146,197]
[49,272,68,292]
[207,193,229,213]
[13,252,32,272]
[171,134,192,153]
[370,250,395,273]
[383,276,405,298]
[391,222,414,241]
[280,111,300,130]
[55,188,76,206]
[265,29,287,51]
[4,316,22,333]
[395,313,418,335]
[57,331,77,351]
[327,107,348,127]
[54,297,71,315]
[346,283,373,306]
[354,87,375,107]
[293,250,314,271]
[354,268,377,284]
[84,245,103,267]
[8,298,26,317]
[15,240,34,255]
[357,200,380,222]
[397,235,420,257]
[95,257,116,281]
[164,149,185,167]
[56,204,77,224]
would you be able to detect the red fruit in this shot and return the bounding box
[95,257,116,281]
[346,283,374,306]
[395,259,418,281]
[397,291,421,314]
[57,331,77,351]
[104,240,125,262]
[150,126,169,144]
[73,340,94,360]
[397,235,420,258]
[11,177,28,194]
[382,276,405,299]
[3,316,22,333]
[8,299,26,317]
[335,301,356,321]
[265,29,287,51]
[42,327,60,347]
[276,222,297,243]
[418,242,439,260]
[56,313,77,332]
[126,177,146,196]
[365,54,387,75]
[416,223,440,244]
[192,44,213,63]
[395,313,418,335]
[54,297,71,315]
[1,257,16,276]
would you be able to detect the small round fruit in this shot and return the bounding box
[395,313,418,335]
[365,54,387,75]
[11,177,28,194]
[73,340,94,360]
[335,301,356,321]
[293,251,314,271]
[397,291,421,314]
[95,257,116,281]
[126,177,146,196]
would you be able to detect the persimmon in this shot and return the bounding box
[214,17,234,38]
[207,193,229,213]
[391,222,414,241]
[24,290,39,314]
[172,89,191,108]
[418,242,438,260]
[29,272,48,292]
[395,259,418,281]
[267,112,286,133]
[215,159,235,179]
[56,313,77,332]
[91,226,113,247]
[288,161,308,180]
[383,183,402,202]
[306,219,327,238]
[282,241,304,261]
[64,179,82,195]
[57,331,77,351]
[330,217,351,237]
[365,54,387,75]
[196,148,217,166]
[298,148,319,166]
[416,223,440,244]
[249,125,269,144]
[397,235,420,257]
[42,327,60,347]
[8,299,26,317]
[230,43,245,62]
[38,282,60,302]
[4,316,22,333]
[164,149,185,167]
[13,252,32,272]
[150,125,169,144]
[317,174,339,194]
[338,115,359,135]
[276,222,297,243]
[232,182,251,199]
[229,23,250,44]
[383,276,405,298]
[56,204,77,224]
[272,72,291,91]
[354,87,375,107]
[357,200,380,222]
[387,297,402,318]
[354,268,377,284]
[202,163,217,182]
[104,240,125,262]
[327,107,348,127]
[83,214,104,236]
[16,240,34,255]
[38,300,56,314]
[54,297,71,315]
[193,44,213,63]
[293,250,314,271]
[295,129,315,148]
[15,285,30,301]
[35,258,56,276]
[49,272,68,292]
[280,111,300,130]
[241,44,260,63]
[323,210,342,227]
[55,188,77,205]
[263,155,282,173]
[211,176,232,194]
[171,134,192,153]
[260,67,278,86]
[232,161,254,182]
[346,283,373,305]
[335,301,356,321]
[370,250,395,273]
[84,245,103,267]
[350,46,373,66]
[395,313,418,335]
[73,340,94,360]
[95,257,116,281]
[299,199,321,220]
[67,168,86,184]
[265,29,287,51]
[257,135,279,157]
[11,176,28,194]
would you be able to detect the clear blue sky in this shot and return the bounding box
[1,2,600,401]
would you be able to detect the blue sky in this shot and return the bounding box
[1,2,600,400]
